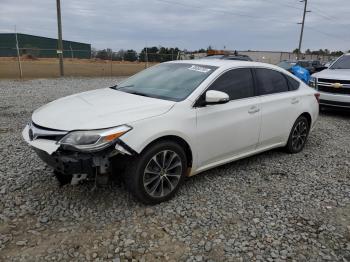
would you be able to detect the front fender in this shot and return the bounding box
[119,107,198,170]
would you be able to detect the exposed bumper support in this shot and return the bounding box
[22,124,137,183]
[22,125,60,155]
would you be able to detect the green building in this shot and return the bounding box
[0,33,91,59]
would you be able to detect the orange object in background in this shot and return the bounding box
[207,49,230,55]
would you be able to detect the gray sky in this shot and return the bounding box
[0,0,349,52]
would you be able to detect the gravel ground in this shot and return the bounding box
[0,78,349,262]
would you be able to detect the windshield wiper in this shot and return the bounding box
[110,85,135,91]
[116,85,134,90]
[126,91,152,98]
[110,85,152,98]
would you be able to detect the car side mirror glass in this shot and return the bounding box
[205,90,229,105]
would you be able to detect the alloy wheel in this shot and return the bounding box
[291,120,308,152]
[143,150,182,198]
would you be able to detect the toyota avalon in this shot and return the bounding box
[23,60,319,204]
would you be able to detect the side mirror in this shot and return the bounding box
[205,90,229,105]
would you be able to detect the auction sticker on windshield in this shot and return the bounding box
[188,65,212,73]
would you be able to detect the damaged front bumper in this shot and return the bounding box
[22,124,135,184]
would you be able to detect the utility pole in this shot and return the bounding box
[297,0,311,60]
[14,25,23,79]
[145,47,149,68]
[56,0,64,76]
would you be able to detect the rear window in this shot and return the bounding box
[286,75,300,91]
[255,68,289,95]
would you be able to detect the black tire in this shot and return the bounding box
[285,116,310,154]
[123,140,187,205]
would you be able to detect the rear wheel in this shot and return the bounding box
[285,116,310,153]
[124,141,187,204]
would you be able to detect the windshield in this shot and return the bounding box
[277,61,295,70]
[113,63,217,101]
[330,55,350,69]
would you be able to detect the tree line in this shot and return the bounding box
[91,46,347,62]
[292,48,346,56]
[91,46,181,62]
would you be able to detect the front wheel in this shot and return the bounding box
[285,116,310,153]
[123,141,187,204]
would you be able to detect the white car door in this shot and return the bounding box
[254,68,301,149]
[195,68,261,168]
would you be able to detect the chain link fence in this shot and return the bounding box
[0,47,338,79]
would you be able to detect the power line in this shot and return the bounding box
[305,26,350,43]
[155,0,349,49]
[263,0,303,11]
[263,0,345,25]
[154,0,286,23]
[310,6,338,21]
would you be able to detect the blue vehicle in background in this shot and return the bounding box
[276,60,310,84]
[291,65,310,84]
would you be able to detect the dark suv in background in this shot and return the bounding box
[296,60,327,74]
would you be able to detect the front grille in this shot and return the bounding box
[318,85,350,95]
[30,122,67,141]
[317,78,350,95]
[318,78,350,85]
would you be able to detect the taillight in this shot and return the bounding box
[314,93,320,104]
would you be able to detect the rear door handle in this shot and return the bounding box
[248,106,260,114]
[291,98,299,104]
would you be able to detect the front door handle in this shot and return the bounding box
[291,98,299,104]
[248,106,260,114]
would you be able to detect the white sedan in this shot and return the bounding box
[23,60,319,204]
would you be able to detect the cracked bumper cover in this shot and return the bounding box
[22,125,135,176]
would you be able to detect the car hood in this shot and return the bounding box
[32,88,175,131]
[312,69,350,80]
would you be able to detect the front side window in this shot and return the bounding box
[208,68,255,100]
[255,68,289,95]
[113,63,217,101]
[330,55,350,69]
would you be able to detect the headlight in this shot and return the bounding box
[309,77,316,88]
[58,125,132,152]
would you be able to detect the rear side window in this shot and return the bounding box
[208,68,255,100]
[286,75,300,91]
[255,68,289,95]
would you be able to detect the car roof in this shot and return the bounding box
[206,54,250,58]
[168,59,279,70]
[167,59,301,84]
[168,59,245,67]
